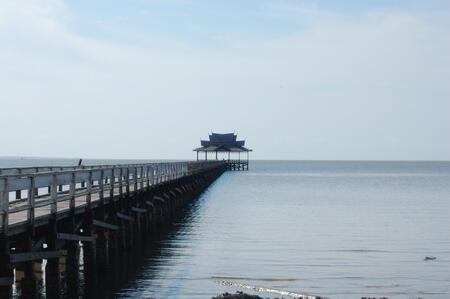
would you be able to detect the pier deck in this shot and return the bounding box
[0,161,226,298]
[1,161,221,236]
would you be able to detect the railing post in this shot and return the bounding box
[50,174,57,215]
[0,197,12,298]
[146,167,150,190]
[139,167,144,190]
[150,166,154,186]
[119,168,123,196]
[126,168,130,195]
[83,171,96,296]
[45,173,60,297]
[134,167,138,192]
[27,176,35,227]
[70,173,75,212]
[165,164,168,182]
[86,171,92,208]
[110,168,115,199]
[0,178,9,234]
[99,169,104,205]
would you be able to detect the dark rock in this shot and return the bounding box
[212,291,277,299]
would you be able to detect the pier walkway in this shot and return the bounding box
[0,161,226,298]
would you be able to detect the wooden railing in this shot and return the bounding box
[0,163,170,176]
[0,161,224,234]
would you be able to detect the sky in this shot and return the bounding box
[0,0,449,160]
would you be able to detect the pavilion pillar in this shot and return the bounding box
[215,151,218,160]
[205,152,207,161]
[228,152,230,161]
[247,151,249,171]
[196,151,198,161]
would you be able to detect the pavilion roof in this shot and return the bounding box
[193,133,252,152]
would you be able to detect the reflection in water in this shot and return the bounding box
[113,161,450,299]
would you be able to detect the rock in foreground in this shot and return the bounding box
[212,291,278,299]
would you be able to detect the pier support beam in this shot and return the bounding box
[45,222,60,299]
[83,214,97,297]
[95,228,108,275]
[0,234,13,299]
[16,231,38,299]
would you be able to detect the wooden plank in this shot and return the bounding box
[113,168,121,176]
[75,172,90,182]
[57,233,93,242]
[55,173,73,185]
[8,177,30,192]
[131,207,146,213]
[34,175,52,188]
[93,219,118,231]
[103,169,112,177]
[91,170,102,180]
[170,190,177,197]
[34,198,53,208]
[8,204,29,213]
[56,194,72,203]
[10,250,61,263]
[116,212,134,222]
[145,201,154,208]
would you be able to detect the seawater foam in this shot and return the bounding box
[216,280,325,299]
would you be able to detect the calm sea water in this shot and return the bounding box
[2,158,450,298]
[115,161,450,299]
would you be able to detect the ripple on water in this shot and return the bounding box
[116,161,450,299]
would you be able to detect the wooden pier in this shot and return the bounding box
[0,161,226,298]
[226,160,249,171]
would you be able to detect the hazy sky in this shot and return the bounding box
[1,0,449,160]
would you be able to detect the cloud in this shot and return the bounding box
[0,0,449,159]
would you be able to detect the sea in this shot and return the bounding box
[1,158,449,299]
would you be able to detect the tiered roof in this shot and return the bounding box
[194,133,252,152]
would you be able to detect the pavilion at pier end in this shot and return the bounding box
[193,132,252,171]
